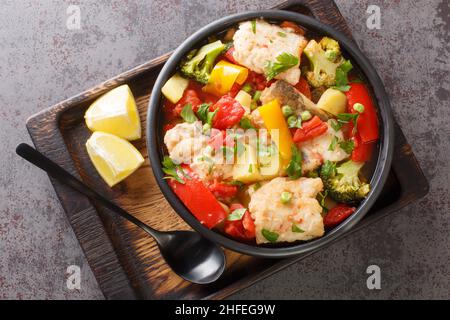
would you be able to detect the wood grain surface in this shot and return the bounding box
[26,0,428,300]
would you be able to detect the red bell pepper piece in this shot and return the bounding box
[210,94,245,130]
[293,116,328,143]
[167,166,226,229]
[224,204,255,240]
[323,204,356,228]
[346,83,379,143]
[351,133,375,162]
[208,179,239,200]
[245,70,273,91]
[294,77,312,100]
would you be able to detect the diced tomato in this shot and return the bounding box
[346,83,379,143]
[294,77,312,100]
[293,116,328,143]
[168,166,227,229]
[224,204,255,240]
[210,95,245,130]
[208,179,239,200]
[245,71,272,91]
[323,204,356,228]
[351,133,375,162]
[280,21,306,35]
[174,89,202,114]
[224,47,238,64]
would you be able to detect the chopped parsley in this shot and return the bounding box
[180,104,198,123]
[332,60,353,92]
[286,145,302,180]
[277,31,287,37]
[339,139,355,154]
[251,20,256,34]
[161,156,187,184]
[264,52,299,81]
[328,136,339,151]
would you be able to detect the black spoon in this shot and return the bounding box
[16,143,226,284]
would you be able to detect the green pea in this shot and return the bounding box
[280,191,292,204]
[282,105,294,117]
[353,103,365,113]
[300,110,312,121]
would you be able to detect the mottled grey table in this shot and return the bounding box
[0,0,448,299]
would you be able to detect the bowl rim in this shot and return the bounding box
[147,10,394,258]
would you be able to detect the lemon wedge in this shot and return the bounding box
[86,131,144,187]
[85,84,141,140]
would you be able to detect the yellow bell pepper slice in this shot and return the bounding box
[202,60,248,96]
[258,99,293,167]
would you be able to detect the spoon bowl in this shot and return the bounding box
[16,143,226,284]
[155,230,226,284]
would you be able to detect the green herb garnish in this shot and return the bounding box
[227,208,247,221]
[317,190,329,213]
[328,136,338,151]
[239,116,255,129]
[180,104,198,123]
[277,31,287,37]
[321,160,336,179]
[251,20,256,34]
[339,139,355,154]
[162,156,186,184]
[286,145,302,180]
[280,191,292,204]
[292,223,305,233]
[332,60,353,92]
[262,229,279,243]
[264,53,299,81]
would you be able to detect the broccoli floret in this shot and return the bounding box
[303,39,342,88]
[320,160,370,204]
[319,37,341,62]
[180,40,225,84]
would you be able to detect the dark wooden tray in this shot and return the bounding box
[26,0,429,300]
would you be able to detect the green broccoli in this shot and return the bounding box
[303,38,343,88]
[320,160,370,204]
[319,37,341,62]
[180,40,225,84]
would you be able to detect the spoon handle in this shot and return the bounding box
[16,143,159,238]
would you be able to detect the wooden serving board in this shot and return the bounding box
[26,0,429,300]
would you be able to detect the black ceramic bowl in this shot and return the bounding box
[147,11,394,258]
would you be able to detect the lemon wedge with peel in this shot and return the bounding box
[85,84,141,140]
[86,131,144,187]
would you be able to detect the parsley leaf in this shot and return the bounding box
[321,160,336,179]
[251,20,256,34]
[339,139,355,154]
[180,104,198,123]
[277,31,287,37]
[196,103,210,123]
[332,59,353,92]
[286,145,302,180]
[264,53,299,81]
[239,116,255,129]
[162,156,186,184]
[328,136,338,151]
[317,190,329,213]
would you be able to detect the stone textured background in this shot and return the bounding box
[0,0,448,299]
